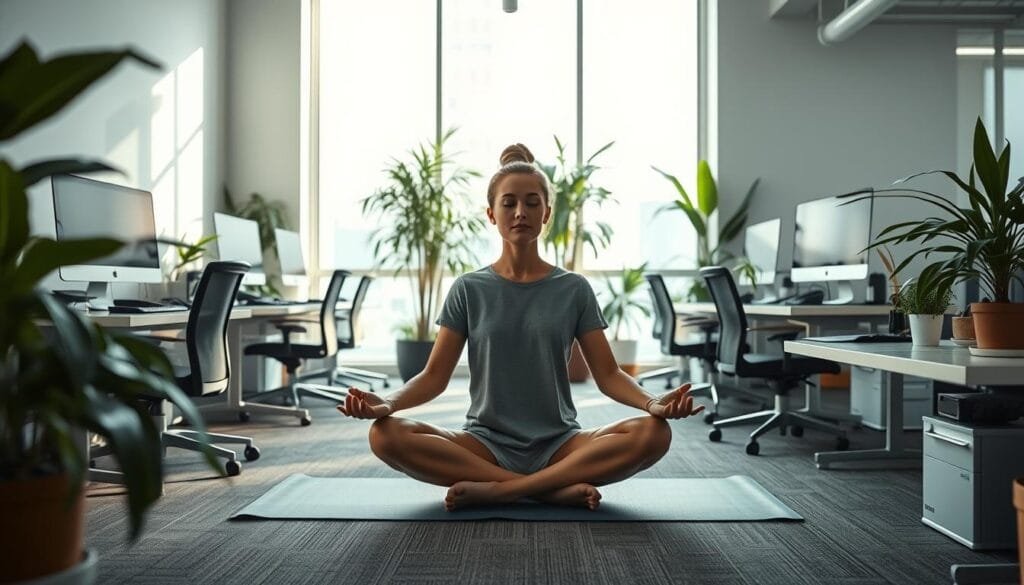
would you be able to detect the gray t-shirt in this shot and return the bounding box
[435,265,608,453]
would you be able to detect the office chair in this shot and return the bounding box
[331,276,390,390]
[639,274,721,423]
[89,261,260,482]
[700,266,849,456]
[243,269,352,409]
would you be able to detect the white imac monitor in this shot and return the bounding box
[791,195,873,304]
[741,218,782,288]
[213,212,266,285]
[52,174,162,308]
[275,228,308,288]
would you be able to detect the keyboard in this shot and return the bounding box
[106,304,188,314]
[803,334,912,343]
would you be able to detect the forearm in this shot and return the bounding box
[381,370,447,413]
[597,369,657,412]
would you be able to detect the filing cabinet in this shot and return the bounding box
[921,416,1024,549]
[850,366,933,430]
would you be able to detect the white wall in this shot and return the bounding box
[1,0,227,292]
[714,2,958,299]
[225,0,301,231]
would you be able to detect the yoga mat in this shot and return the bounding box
[231,474,802,522]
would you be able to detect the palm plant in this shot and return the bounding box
[601,263,651,341]
[537,136,616,271]
[362,127,485,342]
[653,160,760,300]
[0,39,219,567]
[169,233,217,281]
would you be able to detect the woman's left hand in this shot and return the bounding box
[645,384,706,419]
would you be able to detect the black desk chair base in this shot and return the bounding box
[708,392,849,455]
[248,379,347,407]
[332,366,389,390]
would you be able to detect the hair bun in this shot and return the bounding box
[499,143,535,166]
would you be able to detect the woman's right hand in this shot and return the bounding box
[337,387,394,419]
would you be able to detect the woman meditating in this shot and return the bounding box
[337,143,704,511]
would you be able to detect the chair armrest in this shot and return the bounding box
[140,335,186,343]
[766,330,801,342]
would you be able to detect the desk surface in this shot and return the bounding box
[244,302,324,317]
[82,308,252,328]
[678,302,892,318]
[785,339,1024,386]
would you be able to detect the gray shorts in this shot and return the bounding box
[466,428,579,475]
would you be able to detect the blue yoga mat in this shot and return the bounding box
[231,474,802,522]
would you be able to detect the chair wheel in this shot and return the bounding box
[745,441,760,456]
[300,415,312,426]
[225,460,241,476]
[383,380,390,388]
[244,446,261,461]
[836,436,850,451]
[708,428,722,442]
[238,411,250,423]
[791,425,804,438]
[703,412,717,425]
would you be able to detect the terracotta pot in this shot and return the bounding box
[1015,478,1024,585]
[951,316,975,340]
[567,340,590,382]
[970,302,1024,350]
[0,473,84,582]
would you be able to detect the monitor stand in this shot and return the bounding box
[85,281,113,311]
[823,280,855,305]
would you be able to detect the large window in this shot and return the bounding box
[317,0,699,360]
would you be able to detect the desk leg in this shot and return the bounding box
[815,372,921,469]
[950,563,1019,585]
[198,320,310,424]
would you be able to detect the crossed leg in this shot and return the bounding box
[367,415,671,510]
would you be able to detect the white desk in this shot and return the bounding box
[785,339,1024,584]
[85,308,252,329]
[679,303,891,423]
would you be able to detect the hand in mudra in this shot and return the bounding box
[336,387,393,419]
[645,384,706,419]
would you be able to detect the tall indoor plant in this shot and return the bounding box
[840,118,1024,350]
[653,160,760,301]
[537,136,616,271]
[0,41,219,582]
[224,187,289,297]
[361,128,485,380]
[600,263,651,376]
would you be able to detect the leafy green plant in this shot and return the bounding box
[537,136,616,271]
[840,117,1024,304]
[653,160,760,301]
[223,188,287,297]
[362,127,485,342]
[600,263,652,341]
[0,41,219,541]
[169,234,216,281]
[896,264,954,315]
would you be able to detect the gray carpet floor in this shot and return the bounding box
[86,377,1017,584]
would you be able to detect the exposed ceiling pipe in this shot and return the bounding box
[817,0,901,45]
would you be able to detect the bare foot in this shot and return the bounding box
[536,483,602,510]
[445,481,514,511]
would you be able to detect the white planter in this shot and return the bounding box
[908,314,944,346]
[607,339,638,368]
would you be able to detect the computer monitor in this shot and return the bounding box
[52,174,162,308]
[791,195,873,304]
[275,228,308,288]
[213,212,266,285]
[741,218,781,288]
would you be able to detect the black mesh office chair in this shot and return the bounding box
[331,276,389,390]
[639,274,721,423]
[244,269,351,409]
[89,261,260,481]
[700,266,849,456]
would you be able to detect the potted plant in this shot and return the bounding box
[653,160,760,301]
[361,128,485,381]
[896,265,953,346]
[0,41,220,582]
[840,118,1024,350]
[876,246,909,335]
[537,136,616,381]
[600,263,651,376]
[149,233,217,300]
